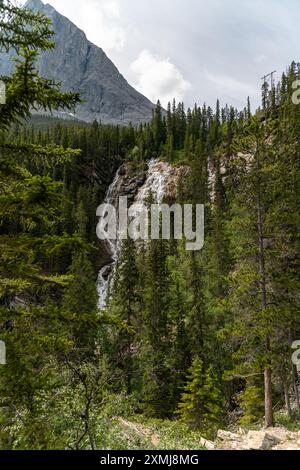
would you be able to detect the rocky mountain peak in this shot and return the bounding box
[25,0,44,9]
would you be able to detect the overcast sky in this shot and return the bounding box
[25,0,300,110]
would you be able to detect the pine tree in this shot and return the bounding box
[63,252,97,315]
[152,101,166,153]
[239,376,265,425]
[178,357,223,431]
[141,236,173,417]
[225,116,278,427]
[110,238,140,394]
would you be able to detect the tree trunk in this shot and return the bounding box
[264,367,274,427]
[263,367,273,427]
[256,146,274,428]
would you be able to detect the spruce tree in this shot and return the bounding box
[178,357,223,431]
[110,238,140,394]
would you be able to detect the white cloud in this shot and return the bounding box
[21,0,300,110]
[205,70,258,101]
[254,54,267,64]
[130,50,191,107]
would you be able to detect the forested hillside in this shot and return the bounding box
[0,0,300,450]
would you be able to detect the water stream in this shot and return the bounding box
[97,159,176,310]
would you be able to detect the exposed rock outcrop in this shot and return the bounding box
[215,427,300,451]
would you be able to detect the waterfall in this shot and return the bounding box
[134,159,172,205]
[97,168,122,310]
[97,159,183,310]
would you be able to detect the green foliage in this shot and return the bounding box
[238,378,265,426]
[178,357,223,432]
[63,252,97,315]
[1,1,300,444]
[0,0,55,52]
[1,48,80,130]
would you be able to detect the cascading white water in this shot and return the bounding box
[97,168,121,310]
[134,159,170,205]
[97,159,177,310]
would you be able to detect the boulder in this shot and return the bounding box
[265,427,293,443]
[199,437,215,450]
[246,430,282,450]
[273,442,300,450]
[215,426,300,451]
[217,429,240,441]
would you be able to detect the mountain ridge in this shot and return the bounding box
[0,0,155,125]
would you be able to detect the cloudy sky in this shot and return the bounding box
[26,0,300,110]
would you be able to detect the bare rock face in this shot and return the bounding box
[107,161,148,207]
[217,429,241,441]
[246,430,282,450]
[0,0,155,125]
[199,437,215,450]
